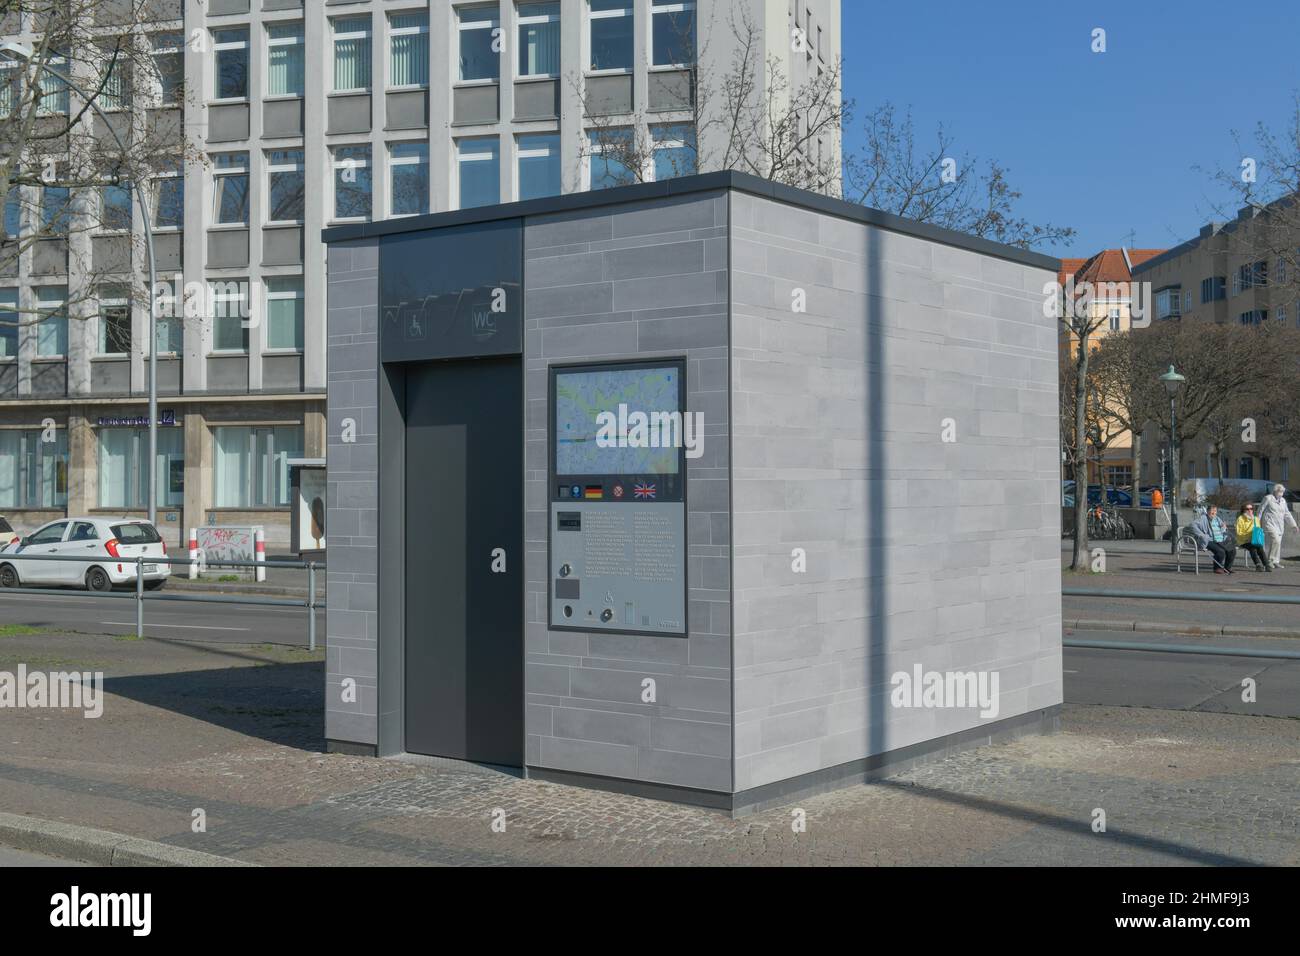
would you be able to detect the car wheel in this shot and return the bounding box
[85,567,112,592]
[0,564,17,588]
[144,579,166,591]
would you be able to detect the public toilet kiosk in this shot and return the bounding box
[323,172,1064,813]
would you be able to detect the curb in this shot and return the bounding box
[1065,618,1300,640]
[0,812,257,867]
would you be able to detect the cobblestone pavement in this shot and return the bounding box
[0,631,1296,865]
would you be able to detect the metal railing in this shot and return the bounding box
[1063,586,1300,659]
[0,552,325,650]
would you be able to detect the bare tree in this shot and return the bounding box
[844,103,1075,250]
[0,0,195,348]
[574,4,845,195]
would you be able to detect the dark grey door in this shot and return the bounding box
[404,357,523,766]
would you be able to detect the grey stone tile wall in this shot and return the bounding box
[729,192,1063,793]
[522,192,733,793]
[325,238,380,748]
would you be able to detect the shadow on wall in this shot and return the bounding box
[867,230,887,757]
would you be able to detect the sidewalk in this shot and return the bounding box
[0,630,1295,866]
[1062,539,1300,637]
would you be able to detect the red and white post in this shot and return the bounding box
[254,528,266,582]
[187,528,198,580]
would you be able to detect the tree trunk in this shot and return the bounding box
[1132,432,1142,504]
[1071,334,1091,570]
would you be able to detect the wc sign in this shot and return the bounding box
[472,303,497,342]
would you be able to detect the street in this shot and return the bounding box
[1063,630,1300,717]
[0,590,321,647]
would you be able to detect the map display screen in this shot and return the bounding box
[554,366,682,478]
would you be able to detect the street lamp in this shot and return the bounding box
[1,42,160,524]
[1160,364,1186,553]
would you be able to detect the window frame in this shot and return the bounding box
[150,32,184,106]
[388,9,430,90]
[517,2,561,80]
[211,26,250,103]
[649,0,697,71]
[34,286,68,359]
[332,16,374,94]
[331,143,373,223]
[208,279,250,354]
[264,275,305,353]
[587,0,634,75]
[388,140,430,217]
[265,20,306,99]
[515,131,561,201]
[457,6,502,85]
[96,290,131,358]
[264,148,306,226]
[211,151,251,228]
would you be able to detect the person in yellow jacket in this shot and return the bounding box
[1237,503,1269,571]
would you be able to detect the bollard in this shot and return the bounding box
[135,556,144,639]
[307,561,316,652]
[254,528,266,583]
[188,527,198,580]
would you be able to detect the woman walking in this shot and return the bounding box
[1258,485,1297,570]
[1237,503,1268,571]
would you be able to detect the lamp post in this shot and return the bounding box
[1160,365,1186,553]
[2,42,159,524]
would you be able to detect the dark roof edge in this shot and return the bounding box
[1131,236,1204,275]
[321,170,1059,273]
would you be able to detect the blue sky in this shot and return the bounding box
[841,0,1300,257]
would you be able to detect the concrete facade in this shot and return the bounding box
[323,173,1062,808]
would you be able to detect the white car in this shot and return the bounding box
[0,517,170,591]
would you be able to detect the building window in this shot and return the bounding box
[35,51,69,114]
[1200,276,1225,303]
[97,46,130,111]
[267,22,305,97]
[589,0,633,72]
[457,138,500,208]
[213,28,249,100]
[0,429,68,509]
[1154,286,1181,320]
[1108,307,1121,332]
[3,187,20,238]
[152,166,183,230]
[35,286,67,358]
[213,425,303,508]
[1239,309,1267,325]
[0,288,16,359]
[651,0,696,68]
[266,149,305,224]
[1278,305,1288,325]
[516,132,560,200]
[40,184,72,235]
[518,2,560,78]
[100,183,132,231]
[389,141,429,216]
[332,144,372,220]
[98,427,184,509]
[266,276,304,351]
[97,291,131,356]
[390,11,429,88]
[1282,458,1290,482]
[212,152,249,226]
[209,279,248,353]
[333,17,372,92]
[458,6,501,82]
[652,123,696,180]
[588,130,636,188]
[151,33,183,104]
[1277,258,1288,285]
[151,283,182,356]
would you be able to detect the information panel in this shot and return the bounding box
[548,360,687,637]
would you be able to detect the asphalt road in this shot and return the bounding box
[1064,629,1300,717]
[0,589,321,647]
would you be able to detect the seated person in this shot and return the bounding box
[1190,505,1236,573]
